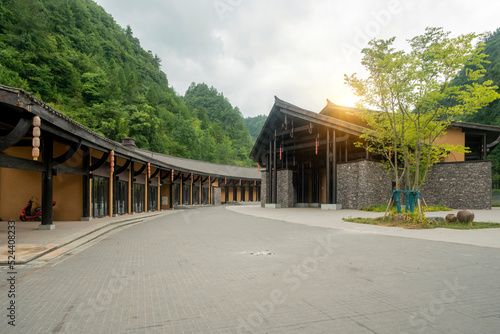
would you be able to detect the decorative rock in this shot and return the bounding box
[445,214,457,222]
[457,210,475,223]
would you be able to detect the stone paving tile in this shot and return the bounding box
[1,206,500,333]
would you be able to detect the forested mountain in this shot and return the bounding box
[453,28,500,187]
[0,0,255,166]
[244,115,267,142]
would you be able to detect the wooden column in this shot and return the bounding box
[130,161,134,213]
[41,135,54,226]
[82,147,91,219]
[483,134,488,160]
[326,130,331,204]
[269,141,273,204]
[332,129,337,204]
[273,135,277,204]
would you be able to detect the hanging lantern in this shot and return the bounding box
[32,137,40,149]
[225,177,227,184]
[191,173,193,183]
[32,116,41,161]
[315,138,318,155]
[147,162,151,178]
[32,147,40,160]
[171,169,174,182]
[239,179,242,186]
[280,147,282,160]
[110,151,115,174]
[33,116,41,127]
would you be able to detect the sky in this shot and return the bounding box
[93,0,500,118]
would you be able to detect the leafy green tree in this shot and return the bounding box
[345,27,500,191]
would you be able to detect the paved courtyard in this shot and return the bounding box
[1,206,500,333]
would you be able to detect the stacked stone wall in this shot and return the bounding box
[277,170,293,208]
[337,160,392,209]
[421,161,491,210]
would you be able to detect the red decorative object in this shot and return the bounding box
[110,151,115,174]
[315,139,318,155]
[147,162,151,178]
[280,147,282,160]
[171,169,174,181]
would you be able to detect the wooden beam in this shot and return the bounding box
[115,159,131,175]
[53,140,82,166]
[0,154,45,172]
[89,151,110,172]
[0,116,31,152]
[150,167,160,179]
[54,165,86,175]
[133,163,146,177]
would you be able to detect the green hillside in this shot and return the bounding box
[453,28,500,187]
[244,114,267,142]
[0,0,255,166]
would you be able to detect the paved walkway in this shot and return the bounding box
[1,206,499,333]
[0,211,174,264]
[225,206,500,249]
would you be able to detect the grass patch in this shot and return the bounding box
[344,215,500,230]
[359,204,452,213]
[493,203,500,207]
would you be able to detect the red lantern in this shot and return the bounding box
[315,139,318,155]
[110,151,115,174]
[171,169,174,182]
[147,162,151,178]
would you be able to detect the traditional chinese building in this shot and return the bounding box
[0,85,261,229]
[251,97,500,210]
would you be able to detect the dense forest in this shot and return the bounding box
[0,0,255,166]
[244,115,267,142]
[453,28,500,188]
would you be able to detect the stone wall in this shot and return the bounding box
[277,170,293,208]
[421,161,491,210]
[213,187,221,205]
[260,172,267,207]
[337,160,392,209]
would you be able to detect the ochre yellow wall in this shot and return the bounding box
[434,127,465,162]
[1,144,83,221]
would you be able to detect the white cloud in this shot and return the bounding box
[94,0,500,117]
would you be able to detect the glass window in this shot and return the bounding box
[92,176,109,218]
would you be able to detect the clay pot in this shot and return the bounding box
[445,214,457,223]
[457,210,475,223]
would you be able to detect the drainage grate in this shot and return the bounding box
[246,250,274,256]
